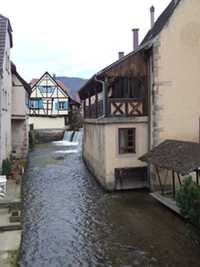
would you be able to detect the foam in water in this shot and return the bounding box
[52,130,83,152]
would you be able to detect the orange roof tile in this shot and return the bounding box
[56,80,70,96]
[30,78,38,87]
[75,93,81,103]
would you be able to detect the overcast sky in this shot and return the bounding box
[1,0,171,83]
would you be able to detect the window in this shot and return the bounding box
[29,100,43,108]
[31,100,39,108]
[55,102,68,110]
[59,102,65,110]
[43,87,51,93]
[39,86,55,93]
[119,128,136,154]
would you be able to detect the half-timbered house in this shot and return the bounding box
[29,72,70,129]
[79,0,200,191]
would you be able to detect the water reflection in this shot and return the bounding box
[18,142,200,267]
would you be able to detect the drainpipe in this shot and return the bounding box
[94,76,105,120]
[0,69,3,169]
[147,48,153,189]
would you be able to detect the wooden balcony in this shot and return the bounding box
[84,98,146,119]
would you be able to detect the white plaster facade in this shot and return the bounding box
[0,15,31,164]
[11,65,31,158]
[0,15,13,163]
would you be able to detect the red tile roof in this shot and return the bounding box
[75,93,81,103]
[56,80,70,96]
[30,78,38,87]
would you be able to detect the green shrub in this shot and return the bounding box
[176,176,200,243]
[1,158,12,175]
[1,159,6,175]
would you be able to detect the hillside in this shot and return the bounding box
[56,76,88,99]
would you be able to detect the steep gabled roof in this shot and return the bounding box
[0,14,13,70]
[56,80,70,96]
[30,78,38,87]
[31,71,71,97]
[141,0,181,45]
[79,0,182,100]
[11,62,31,95]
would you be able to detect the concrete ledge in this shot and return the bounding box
[84,116,148,124]
[149,192,181,215]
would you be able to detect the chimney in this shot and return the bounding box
[132,29,139,50]
[150,5,155,28]
[118,52,124,59]
[53,74,56,80]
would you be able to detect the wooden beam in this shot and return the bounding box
[156,166,164,195]
[172,171,175,199]
[104,75,109,117]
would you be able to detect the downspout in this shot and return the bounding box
[147,48,153,189]
[0,69,3,169]
[94,75,105,120]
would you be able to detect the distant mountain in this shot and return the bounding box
[56,76,88,99]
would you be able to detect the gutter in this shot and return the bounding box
[0,69,3,168]
[94,76,106,120]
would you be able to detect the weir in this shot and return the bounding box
[63,130,82,142]
[63,130,83,150]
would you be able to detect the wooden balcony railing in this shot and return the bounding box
[84,98,145,119]
[109,98,145,116]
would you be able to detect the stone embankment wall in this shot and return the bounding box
[29,130,64,146]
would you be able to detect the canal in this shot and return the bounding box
[18,139,200,266]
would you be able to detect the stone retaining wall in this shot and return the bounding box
[29,130,64,145]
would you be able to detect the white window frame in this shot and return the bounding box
[31,100,39,108]
[59,102,65,110]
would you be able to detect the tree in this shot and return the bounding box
[176,176,200,243]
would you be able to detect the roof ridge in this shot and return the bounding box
[140,0,181,45]
[0,14,8,19]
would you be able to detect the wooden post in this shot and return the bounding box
[95,87,98,118]
[88,91,91,118]
[177,172,181,186]
[172,171,175,198]
[196,170,199,185]
[83,99,86,118]
[104,75,109,117]
[156,166,164,195]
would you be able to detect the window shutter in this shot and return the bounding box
[51,87,55,92]
[55,102,59,110]
[64,102,68,110]
[39,87,43,92]
[39,100,43,108]
[28,100,31,108]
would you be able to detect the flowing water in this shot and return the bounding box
[18,131,200,267]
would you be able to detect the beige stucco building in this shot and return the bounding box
[79,0,200,191]
[0,14,31,163]
[11,63,31,158]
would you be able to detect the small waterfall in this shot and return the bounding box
[63,131,74,142]
[63,130,83,147]
[53,130,83,153]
